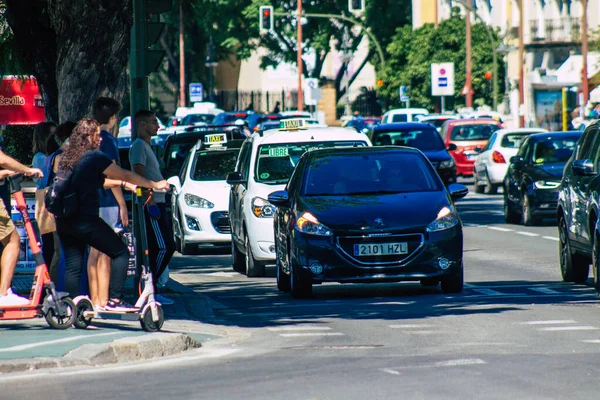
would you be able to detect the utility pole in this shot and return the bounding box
[465,0,473,108]
[518,0,525,128]
[582,0,589,105]
[297,0,304,111]
[179,3,186,107]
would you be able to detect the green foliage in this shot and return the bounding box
[379,10,505,111]
[0,3,32,76]
[1,125,34,165]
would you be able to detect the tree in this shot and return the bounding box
[379,8,505,111]
[2,0,132,123]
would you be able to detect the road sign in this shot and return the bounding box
[304,79,321,106]
[431,63,455,97]
[399,86,409,102]
[189,83,203,102]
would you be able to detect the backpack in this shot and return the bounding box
[45,169,78,217]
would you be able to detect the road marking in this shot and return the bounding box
[207,272,238,277]
[581,340,600,343]
[471,288,505,296]
[0,332,119,353]
[371,301,415,306]
[400,330,442,335]
[538,326,598,331]
[542,236,560,241]
[267,326,331,332]
[515,231,539,237]
[529,287,560,295]
[279,332,345,337]
[433,359,487,367]
[487,227,513,232]
[381,368,401,375]
[388,324,433,329]
[464,223,485,227]
[522,320,576,325]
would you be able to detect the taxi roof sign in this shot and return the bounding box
[204,133,228,147]
[279,118,308,131]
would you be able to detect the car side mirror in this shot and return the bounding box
[573,159,596,176]
[510,156,524,165]
[226,171,247,185]
[447,184,468,201]
[447,143,457,151]
[267,190,290,207]
[167,176,181,192]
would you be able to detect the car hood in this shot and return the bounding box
[298,191,451,233]
[532,163,566,180]
[183,180,231,208]
[420,149,452,162]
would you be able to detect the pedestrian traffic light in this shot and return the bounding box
[144,0,172,74]
[349,0,364,13]
[260,6,274,32]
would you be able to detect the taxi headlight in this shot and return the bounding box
[184,194,214,209]
[426,206,459,232]
[296,212,332,236]
[439,159,455,168]
[534,180,560,190]
[252,197,276,218]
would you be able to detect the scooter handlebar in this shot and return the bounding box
[6,173,25,194]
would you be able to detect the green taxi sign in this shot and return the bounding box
[279,118,308,130]
[268,147,289,157]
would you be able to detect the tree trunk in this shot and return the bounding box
[5,0,132,123]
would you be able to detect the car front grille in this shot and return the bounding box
[211,211,231,234]
[336,233,424,265]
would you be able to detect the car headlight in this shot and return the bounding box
[252,197,276,218]
[296,212,332,236]
[439,159,455,168]
[534,180,560,190]
[184,193,214,209]
[426,206,459,232]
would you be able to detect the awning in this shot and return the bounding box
[0,77,46,125]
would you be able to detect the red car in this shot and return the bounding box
[440,119,502,177]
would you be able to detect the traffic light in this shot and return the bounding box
[349,0,364,13]
[260,6,274,32]
[131,0,172,77]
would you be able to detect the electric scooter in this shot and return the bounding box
[73,187,164,332]
[0,173,75,329]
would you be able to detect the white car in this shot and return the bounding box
[381,108,429,123]
[226,119,372,277]
[167,134,243,254]
[416,114,459,132]
[118,116,166,137]
[473,128,548,194]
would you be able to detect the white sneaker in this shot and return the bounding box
[0,288,30,306]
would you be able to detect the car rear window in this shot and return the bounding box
[450,124,499,141]
[182,114,214,125]
[372,128,445,151]
[392,114,408,122]
[500,133,531,149]
[303,152,442,196]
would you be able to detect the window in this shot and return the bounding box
[391,114,408,123]
[531,137,577,165]
[450,124,500,141]
[236,142,252,181]
[500,133,532,149]
[191,150,239,181]
[179,155,190,184]
[164,141,197,180]
[575,124,598,159]
[372,128,445,151]
[182,114,214,125]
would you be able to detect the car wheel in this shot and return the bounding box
[440,266,463,294]
[484,170,498,195]
[473,168,485,194]
[592,230,600,296]
[522,192,538,226]
[245,234,265,277]
[504,195,521,224]
[289,245,312,298]
[276,250,291,292]
[231,239,245,273]
[558,215,589,283]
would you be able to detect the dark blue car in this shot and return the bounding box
[370,123,457,185]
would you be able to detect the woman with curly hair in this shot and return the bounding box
[55,118,169,311]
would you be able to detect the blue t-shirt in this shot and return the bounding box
[98,130,120,208]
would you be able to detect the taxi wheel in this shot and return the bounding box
[289,247,312,298]
[245,235,265,277]
[440,267,463,294]
[559,215,589,283]
[276,253,291,292]
[231,240,245,273]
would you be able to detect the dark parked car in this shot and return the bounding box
[370,123,457,185]
[556,122,600,287]
[245,113,283,131]
[268,146,468,298]
[504,131,581,226]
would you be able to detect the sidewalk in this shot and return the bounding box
[0,272,224,374]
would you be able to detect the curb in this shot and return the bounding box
[0,333,201,374]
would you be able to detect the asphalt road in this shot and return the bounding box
[2,186,600,400]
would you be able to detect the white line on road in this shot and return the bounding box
[538,326,598,331]
[542,236,560,241]
[487,227,514,232]
[515,231,540,237]
[522,320,577,325]
[471,288,505,296]
[581,340,600,343]
[381,368,401,375]
[529,287,561,295]
[267,326,331,332]
[279,332,345,337]
[388,324,433,329]
[0,332,119,353]
[433,359,487,367]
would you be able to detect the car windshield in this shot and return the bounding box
[303,152,442,196]
[255,140,369,184]
[450,124,499,141]
[191,150,239,181]
[182,114,213,125]
[532,138,577,165]
[500,133,537,149]
[372,128,445,151]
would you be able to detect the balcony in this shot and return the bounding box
[528,18,581,45]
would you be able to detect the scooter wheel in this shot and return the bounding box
[45,297,76,330]
[74,298,94,329]
[140,305,164,332]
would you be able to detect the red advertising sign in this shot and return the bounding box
[0,77,46,125]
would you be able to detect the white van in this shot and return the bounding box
[381,108,430,124]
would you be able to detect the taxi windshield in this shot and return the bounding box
[303,152,442,196]
[255,140,368,184]
[531,138,577,165]
[191,150,239,181]
[372,128,444,151]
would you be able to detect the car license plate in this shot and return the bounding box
[353,242,408,256]
[205,133,226,143]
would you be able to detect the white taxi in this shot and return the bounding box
[226,119,372,277]
[167,134,244,254]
